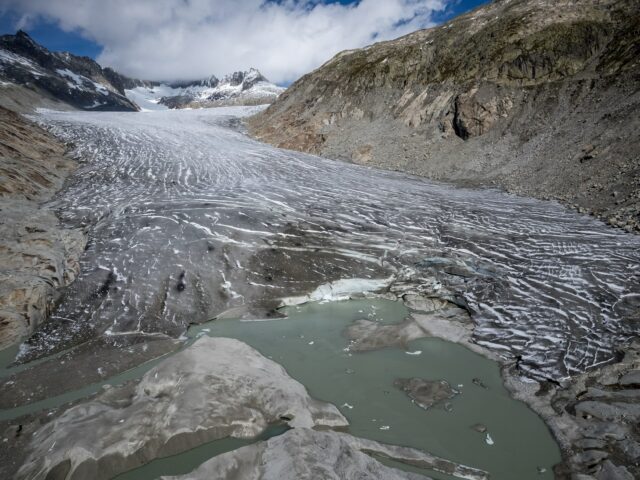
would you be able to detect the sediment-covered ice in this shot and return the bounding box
[22,106,640,381]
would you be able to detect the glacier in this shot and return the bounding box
[20,106,640,381]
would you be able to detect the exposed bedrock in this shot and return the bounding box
[498,340,640,480]
[163,428,489,480]
[0,106,85,350]
[16,336,348,480]
[550,341,640,480]
[0,30,140,112]
[248,0,640,232]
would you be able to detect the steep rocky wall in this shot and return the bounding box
[0,106,85,349]
[248,0,640,231]
[0,31,140,112]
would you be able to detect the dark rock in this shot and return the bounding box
[618,370,640,387]
[0,31,139,111]
[471,423,488,433]
[394,378,459,410]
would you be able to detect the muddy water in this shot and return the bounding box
[188,298,561,480]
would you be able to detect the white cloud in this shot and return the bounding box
[1,0,447,84]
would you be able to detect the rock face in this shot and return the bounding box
[0,106,85,349]
[16,337,348,480]
[248,0,640,232]
[0,30,140,111]
[163,428,489,480]
[548,341,640,479]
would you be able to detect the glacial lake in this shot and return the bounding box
[181,298,561,480]
[0,297,561,479]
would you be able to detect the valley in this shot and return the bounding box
[0,0,638,478]
[0,106,638,479]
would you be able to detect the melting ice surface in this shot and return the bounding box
[27,106,640,382]
[188,299,561,480]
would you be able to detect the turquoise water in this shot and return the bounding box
[1,298,561,479]
[187,299,561,480]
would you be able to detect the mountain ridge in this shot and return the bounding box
[123,68,284,111]
[248,0,640,233]
[0,31,283,112]
[0,30,140,111]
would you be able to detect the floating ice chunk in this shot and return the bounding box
[308,341,315,345]
[379,425,390,431]
[341,403,354,409]
[485,433,494,445]
[405,350,422,355]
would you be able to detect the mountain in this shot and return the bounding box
[125,68,285,111]
[0,30,141,112]
[249,0,640,232]
[0,31,283,113]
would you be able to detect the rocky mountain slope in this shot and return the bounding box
[249,0,640,232]
[0,106,85,350]
[0,31,140,111]
[125,68,284,111]
[0,31,282,113]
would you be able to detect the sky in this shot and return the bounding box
[0,0,488,85]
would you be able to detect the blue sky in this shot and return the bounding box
[0,0,489,82]
[0,11,103,57]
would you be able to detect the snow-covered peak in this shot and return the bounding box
[126,68,284,110]
[200,75,219,88]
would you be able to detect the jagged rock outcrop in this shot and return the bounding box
[0,106,85,349]
[0,30,139,111]
[506,340,640,480]
[102,67,157,93]
[249,0,640,232]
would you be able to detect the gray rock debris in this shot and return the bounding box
[511,341,640,479]
[344,301,473,353]
[394,378,460,410]
[249,0,640,233]
[0,106,85,349]
[162,428,489,480]
[16,337,348,480]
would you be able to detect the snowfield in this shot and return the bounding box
[26,107,640,381]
